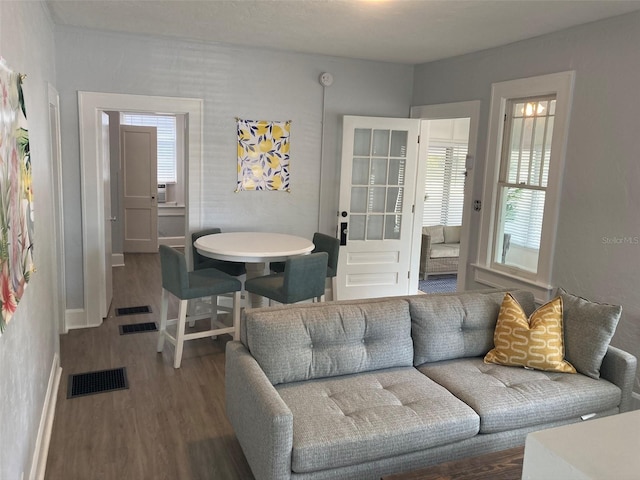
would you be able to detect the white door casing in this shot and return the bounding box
[76,92,202,330]
[47,84,67,333]
[336,115,421,300]
[121,125,158,253]
[101,112,113,319]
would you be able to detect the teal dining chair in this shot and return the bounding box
[245,252,328,305]
[157,245,242,368]
[270,232,340,300]
[191,228,246,276]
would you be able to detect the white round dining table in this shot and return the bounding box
[194,232,315,307]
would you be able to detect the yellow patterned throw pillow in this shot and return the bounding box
[484,293,576,373]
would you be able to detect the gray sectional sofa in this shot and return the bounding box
[225,289,636,480]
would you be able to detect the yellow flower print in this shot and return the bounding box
[280,141,290,154]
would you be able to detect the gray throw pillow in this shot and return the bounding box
[558,287,622,379]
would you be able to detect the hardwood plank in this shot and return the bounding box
[382,447,525,480]
[45,253,254,480]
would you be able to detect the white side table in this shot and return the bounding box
[522,410,640,479]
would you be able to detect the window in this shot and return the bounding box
[121,113,177,184]
[494,96,555,272]
[423,143,467,227]
[475,71,575,300]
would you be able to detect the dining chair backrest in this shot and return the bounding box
[191,228,222,271]
[159,245,190,298]
[312,232,340,278]
[282,252,328,303]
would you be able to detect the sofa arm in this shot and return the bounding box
[225,341,294,480]
[599,345,637,413]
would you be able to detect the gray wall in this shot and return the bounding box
[412,11,640,393]
[54,27,414,309]
[0,2,60,479]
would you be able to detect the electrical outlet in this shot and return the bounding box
[473,200,482,212]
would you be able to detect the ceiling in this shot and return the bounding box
[46,0,640,64]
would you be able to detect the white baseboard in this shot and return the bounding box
[111,253,124,267]
[29,353,62,480]
[159,236,185,248]
[65,308,87,330]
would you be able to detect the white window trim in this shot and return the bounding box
[474,71,575,302]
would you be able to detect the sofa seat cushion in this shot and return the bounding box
[276,367,479,473]
[419,358,621,434]
[430,243,460,258]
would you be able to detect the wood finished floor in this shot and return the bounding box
[46,253,255,480]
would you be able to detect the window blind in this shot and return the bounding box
[121,113,177,184]
[422,144,466,227]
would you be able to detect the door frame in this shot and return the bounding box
[410,100,481,291]
[47,84,67,334]
[75,92,203,329]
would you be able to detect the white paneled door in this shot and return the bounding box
[121,125,158,252]
[336,116,421,300]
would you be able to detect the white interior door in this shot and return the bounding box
[336,116,421,300]
[100,112,113,318]
[121,125,158,252]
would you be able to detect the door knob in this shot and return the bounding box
[109,217,117,222]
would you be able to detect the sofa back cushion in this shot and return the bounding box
[443,225,461,244]
[423,225,445,244]
[408,290,536,365]
[243,299,413,385]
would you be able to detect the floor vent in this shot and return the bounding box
[116,305,151,316]
[67,367,129,399]
[119,322,158,335]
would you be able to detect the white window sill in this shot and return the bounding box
[471,263,554,304]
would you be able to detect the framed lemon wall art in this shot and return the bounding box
[236,118,291,192]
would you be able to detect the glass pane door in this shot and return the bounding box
[349,129,407,241]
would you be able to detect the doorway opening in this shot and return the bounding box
[75,92,202,330]
[411,101,481,294]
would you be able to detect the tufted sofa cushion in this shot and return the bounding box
[276,367,479,473]
[243,299,413,385]
[408,290,536,365]
[419,358,621,434]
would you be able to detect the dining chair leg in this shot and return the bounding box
[174,299,189,369]
[210,295,218,339]
[331,277,337,301]
[187,298,196,328]
[157,289,170,353]
[232,290,241,340]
